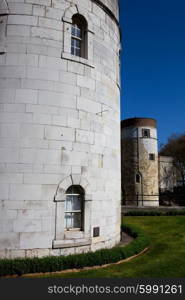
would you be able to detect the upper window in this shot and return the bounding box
[142,129,150,138]
[149,153,155,161]
[65,185,84,231]
[71,14,87,59]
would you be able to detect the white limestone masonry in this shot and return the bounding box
[0,0,121,258]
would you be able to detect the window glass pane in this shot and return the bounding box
[65,196,72,211]
[71,47,74,55]
[76,28,81,38]
[65,213,72,229]
[71,25,76,36]
[71,38,75,47]
[72,195,81,210]
[76,48,80,57]
[72,213,81,228]
[76,39,81,48]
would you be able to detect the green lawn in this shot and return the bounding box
[42,216,185,278]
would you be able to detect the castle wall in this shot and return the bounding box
[0,0,121,258]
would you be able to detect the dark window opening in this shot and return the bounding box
[149,153,155,161]
[136,174,140,183]
[142,129,150,138]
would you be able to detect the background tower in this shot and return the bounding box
[121,118,159,207]
[0,0,121,258]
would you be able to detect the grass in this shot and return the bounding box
[40,216,185,278]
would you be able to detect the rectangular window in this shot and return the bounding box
[149,153,155,161]
[142,129,150,138]
[65,194,82,230]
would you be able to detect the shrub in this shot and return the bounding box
[0,224,149,277]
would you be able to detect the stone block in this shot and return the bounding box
[0,220,13,233]
[0,89,15,103]
[8,15,38,26]
[23,173,62,185]
[20,124,44,139]
[38,17,62,31]
[3,104,25,113]
[20,137,48,149]
[13,219,42,233]
[48,140,72,150]
[33,4,46,16]
[76,129,94,145]
[31,26,62,41]
[0,233,20,250]
[0,183,9,200]
[7,43,27,54]
[39,55,67,71]
[6,53,38,67]
[77,75,95,90]
[37,249,50,258]
[0,148,19,163]
[0,79,21,89]
[68,61,84,75]
[0,123,20,138]
[45,7,62,20]
[72,142,90,152]
[33,113,52,125]
[20,148,61,165]
[26,104,58,115]
[25,0,51,6]
[8,3,33,15]
[9,184,42,200]
[20,232,52,249]
[45,125,75,142]
[0,208,18,219]
[26,66,59,81]
[38,90,76,108]
[77,97,101,114]
[0,66,26,79]
[0,173,23,184]
[0,112,32,124]
[7,25,30,37]
[15,89,38,104]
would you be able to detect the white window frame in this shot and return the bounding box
[61,5,94,68]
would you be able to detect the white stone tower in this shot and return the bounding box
[0,0,121,258]
[121,118,159,207]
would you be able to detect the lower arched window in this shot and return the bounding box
[65,185,84,231]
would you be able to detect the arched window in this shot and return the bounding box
[65,185,84,230]
[71,14,87,59]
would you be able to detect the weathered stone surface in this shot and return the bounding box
[0,0,121,258]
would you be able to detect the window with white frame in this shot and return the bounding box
[71,14,87,59]
[65,185,84,231]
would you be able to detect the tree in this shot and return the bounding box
[160,133,185,187]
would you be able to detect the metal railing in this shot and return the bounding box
[122,193,185,206]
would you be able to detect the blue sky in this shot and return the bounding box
[119,0,185,147]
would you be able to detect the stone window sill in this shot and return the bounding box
[52,239,91,249]
[61,52,94,68]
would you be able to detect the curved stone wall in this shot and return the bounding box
[121,118,159,207]
[0,0,121,258]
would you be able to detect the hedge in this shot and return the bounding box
[124,210,185,216]
[0,224,149,277]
